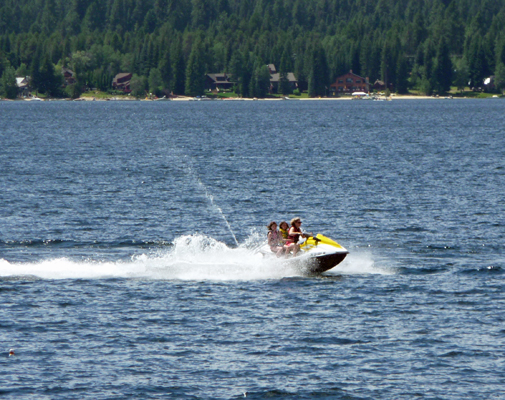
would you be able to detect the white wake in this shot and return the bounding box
[0,235,389,280]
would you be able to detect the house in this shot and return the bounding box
[372,79,394,92]
[267,64,277,74]
[112,73,132,93]
[62,68,76,86]
[329,70,369,96]
[373,79,386,91]
[267,64,298,93]
[205,73,235,91]
[269,72,298,92]
[16,77,30,96]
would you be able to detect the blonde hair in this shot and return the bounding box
[290,217,301,226]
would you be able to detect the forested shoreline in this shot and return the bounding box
[1,0,505,98]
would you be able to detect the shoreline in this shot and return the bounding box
[3,94,502,102]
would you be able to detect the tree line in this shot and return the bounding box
[1,0,505,98]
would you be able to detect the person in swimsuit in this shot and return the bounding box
[267,221,287,257]
[286,217,311,256]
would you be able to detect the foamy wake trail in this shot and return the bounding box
[0,234,302,281]
[0,235,390,281]
[137,234,303,280]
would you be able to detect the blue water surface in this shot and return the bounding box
[1,99,504,399]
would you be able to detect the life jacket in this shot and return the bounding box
[287,226,302,244]
[279,228,289,239]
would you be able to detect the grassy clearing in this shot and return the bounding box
[81,91,129,99]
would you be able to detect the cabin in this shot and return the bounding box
[329,70,369,96]
[267,64,277,74]
[16,77,30,96]
[373,79,386,91]
[112,73,132,93]
[267,64,298,93]
[269,72,298,93]
[62,68,76,86]
[205,73,235,91]
[372,79,394,92]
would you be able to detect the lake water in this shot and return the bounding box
[1,99,504,399]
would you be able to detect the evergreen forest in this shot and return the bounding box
[1,0,505,98]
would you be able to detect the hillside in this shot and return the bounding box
[1,0,505,98]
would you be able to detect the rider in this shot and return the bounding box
[267,221,286,257]
[285,217,305,256]
[279,221,289,240]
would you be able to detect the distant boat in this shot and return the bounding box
[352,91,372,100]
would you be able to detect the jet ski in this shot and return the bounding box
[259,233,349,274]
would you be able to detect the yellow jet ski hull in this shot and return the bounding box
[297,234,349,274]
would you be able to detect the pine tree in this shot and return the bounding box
[433,37,453,94]
[38,56,62,96]
[40,0,57,34]
[423,39,436,90]
[71,0,90,20]
[130,73,146,97]
[251,62,270,98]
[185,40,205,96]
[466,36,488,88]
[278,50,291,95]
[395,55,409,94]
[144,10,157,34]
[454,57,469,92]
[171,42,185,95]
[159,47,172,89]
[381,34,400,90]
[0,65,18,99]
[148,68,163,95]
[30,47,43,93]
[308,44,328,97]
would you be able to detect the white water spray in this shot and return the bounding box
[0,236,387,281]
[205,192,239,246]
[0,235,296,280]
[184,159,239,247]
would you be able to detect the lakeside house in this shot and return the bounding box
[112,73,132,93]
[372,79,394,92]
[267,64,298,93]
[205,73,235,91]
[62,68,76,86]
[204,65,299,94]
[16,77,30,96]
[329,70,369,96]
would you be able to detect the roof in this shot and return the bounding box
[270,72,297,83]
[62,68,74,76]
[332,70,367,82]
[113,72,132,83]
[16,77,29,87]
[115,72,132,79]
[206,73,233,83]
